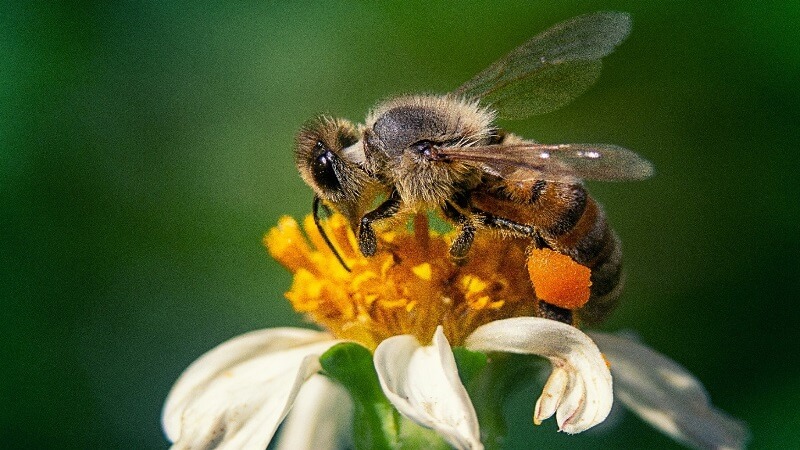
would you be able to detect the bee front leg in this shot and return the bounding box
[358,190,402,256]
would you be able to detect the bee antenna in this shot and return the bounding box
[312,196,352,272]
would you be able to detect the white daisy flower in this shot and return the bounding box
[162,214,748,449]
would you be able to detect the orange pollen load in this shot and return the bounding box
[526,248,592,310]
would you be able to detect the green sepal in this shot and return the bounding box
[459,352,546,450]
[452,346,488,384]
[319,343,385,406]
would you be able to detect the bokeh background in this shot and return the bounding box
[4,1,798,448]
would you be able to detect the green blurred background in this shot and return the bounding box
[3,1,798,448]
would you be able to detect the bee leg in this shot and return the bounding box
[476,211,553,248]
[358,190,402,256]
[537,301,574,325]
[451,222,476,261]
[476,210,573,325]
[442,201,475,261]
[476,210,536,238]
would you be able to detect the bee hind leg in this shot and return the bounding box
[476,210,555,250]
[477,210,575,325]
[443,203,542,260]
[477,211,536,238]
[537,301,575,325]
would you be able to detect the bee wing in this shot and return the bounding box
[453,11,631,120]
[436,143,653,183]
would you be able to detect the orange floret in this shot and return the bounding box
[264,213,538,348]
[527,248,592,310]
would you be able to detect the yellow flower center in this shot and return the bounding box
[265,213,545,349]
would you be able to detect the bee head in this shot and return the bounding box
[295,116,370,212]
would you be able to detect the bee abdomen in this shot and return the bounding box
[574,213,624,324]
[542,191,624,324]
[528,179,547,204]
[586,227,623,294]
[470,180,625,323]
[545,189,605,263]
[543,184,588,236]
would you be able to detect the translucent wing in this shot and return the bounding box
[435,143,653,183]
[454,11,631,120]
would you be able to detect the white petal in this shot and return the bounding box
[276,374,354,450]
[464,317,613,433]
[533,367,568,424]
[162,327,338,450]
[590,332,750,450]
[374,326,483,450]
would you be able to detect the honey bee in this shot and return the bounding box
[294,11,652,324]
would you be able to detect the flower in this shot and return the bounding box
[162,214,749,449]
[589,332,751,450]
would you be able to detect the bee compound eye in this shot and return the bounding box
[311,150,341,191]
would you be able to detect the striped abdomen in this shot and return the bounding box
[470,178,623,324]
